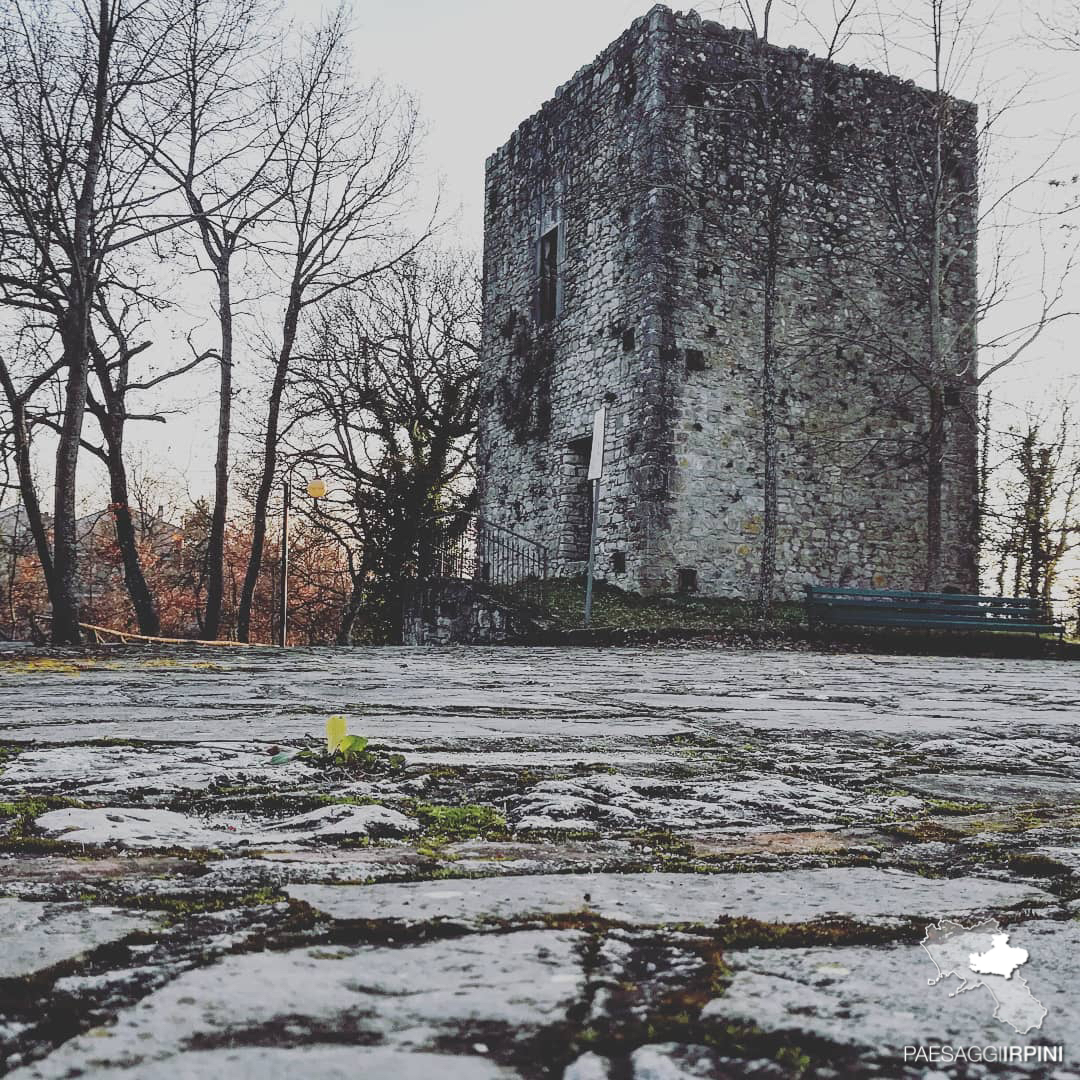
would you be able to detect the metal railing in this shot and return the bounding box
[423,513,550,606]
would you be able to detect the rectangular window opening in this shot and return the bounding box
[677,568,698,594]
[611,551,627,574]
[538,224,561,323]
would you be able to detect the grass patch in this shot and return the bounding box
[539,577,804,631]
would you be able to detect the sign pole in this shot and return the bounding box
[583,407,605,628]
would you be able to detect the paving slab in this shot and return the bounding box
[9,931,584,1079]
[0,900,158,978]
[898,773,1080,807]
[9,1047,523,1080]
[701,918,1080,1060]
[287,868,1053,928]
[507,773,920,832]
[32,804,418,850]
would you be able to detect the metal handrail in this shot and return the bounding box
[422,513,550,606]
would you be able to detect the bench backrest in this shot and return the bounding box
[804,585,1052,623]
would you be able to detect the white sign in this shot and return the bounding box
[587,407,606,480]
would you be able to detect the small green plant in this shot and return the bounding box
[267,715,405,773]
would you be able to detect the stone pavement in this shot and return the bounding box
[0,645,1078,1078]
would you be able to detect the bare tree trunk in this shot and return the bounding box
[925,384,945,589]
[336,581,364,644]
[236,297,300,641]
[204,264,234,639]
[0,367,59,620]
[922,11,947,592]
[757,236,780,619]
[101,428,160,635]
[51,320,91,644]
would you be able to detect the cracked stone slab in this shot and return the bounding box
[287,868,1052,928]
[0,900,158,978]
[897,773,1080,807]
[10,1047,523,1079]
[507,773,916,832]
[0,856,196,884]
[565,1044,789,1079]
[33,804,418,850]
[10,931,583,1079]
[701,918,1080,1060]
[686,829,874,857]
[0,743,312,796]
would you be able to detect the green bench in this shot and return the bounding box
[804,585,1065,639]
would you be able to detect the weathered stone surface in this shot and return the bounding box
[18,1048,523,1080]
[2,645,1078,1078]
[0,742,311,795]
[33,804,418,850]
[10,932,583,1079]
[3,647,1078,744]
[703,917,1080,1057]
[0,900,157,978]
[288,869,1051,928]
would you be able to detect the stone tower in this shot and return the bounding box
[477,5,979,599]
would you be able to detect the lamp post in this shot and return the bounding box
[279,475,326,647]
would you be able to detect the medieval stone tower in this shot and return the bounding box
[477,5,979,599]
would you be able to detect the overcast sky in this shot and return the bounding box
[79,0,1080,509]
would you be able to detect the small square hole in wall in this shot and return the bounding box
[684,81,706,107]
[685,349,707,372]
[622,328,635,352]
[677,568,698,594]
[944,387,961,407]
[611,551,627,574]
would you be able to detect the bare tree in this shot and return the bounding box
[838,0,1079,588]
[985,404,1080,604]
[0,0,193,642]
[233,14,430,642]
[83,293,212,633]
[143,0,320,640]
[283,253,479,643]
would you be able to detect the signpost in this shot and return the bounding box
[583,407,605,628]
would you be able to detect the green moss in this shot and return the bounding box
[411,803,508,843]
[926,798,991,815]
[0,795,92,854]
[0,794,86,819]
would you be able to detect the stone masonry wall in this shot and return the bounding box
[477,5,979,600]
